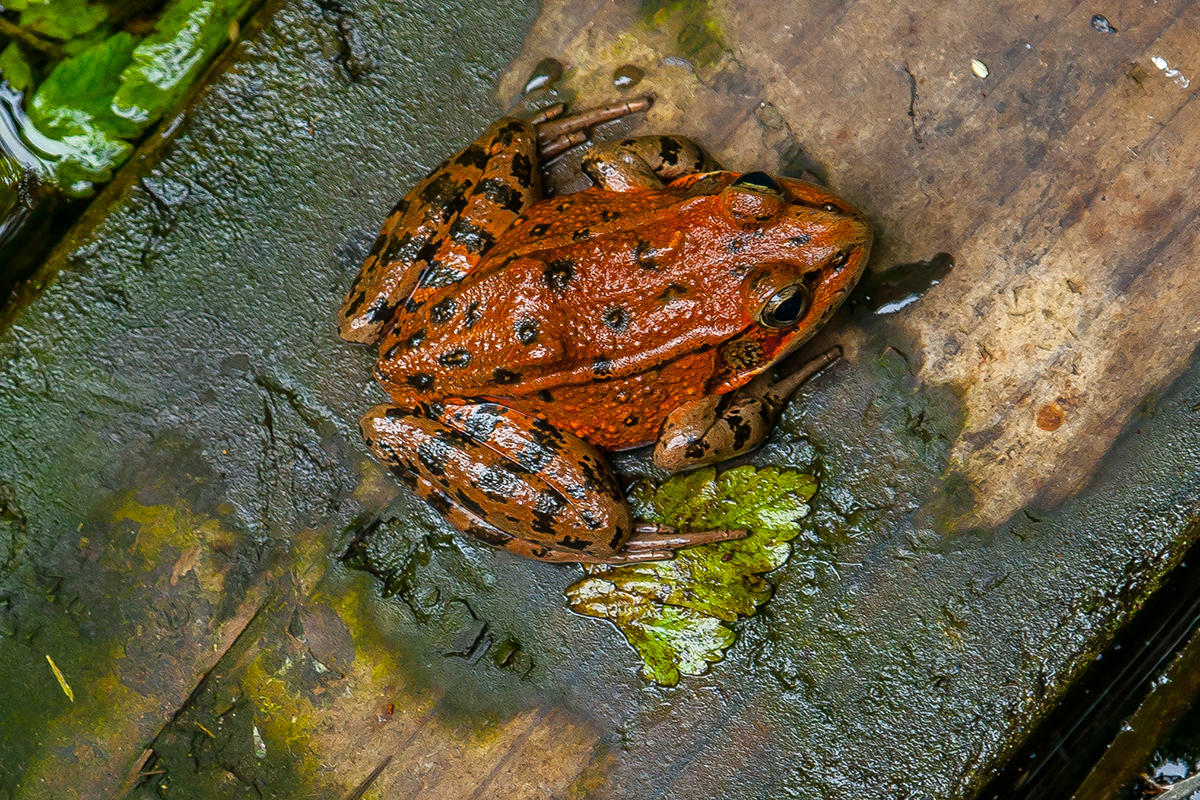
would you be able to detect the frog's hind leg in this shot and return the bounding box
[360,401,745,564]
[654,346,842,471]
[535,96,654,159]
[360,400,635,562]
[338,117,545,344]
[581,135,720,192]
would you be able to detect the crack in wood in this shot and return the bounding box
[120,579,297,797]
[903,62,923,144]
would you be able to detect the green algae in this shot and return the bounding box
[112,0,256,128]
[0,43,36,91]
[26,33,140,193]
[640,0,727,67]
[9,0,109,45]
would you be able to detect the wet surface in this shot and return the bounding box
[2,0,1200,798]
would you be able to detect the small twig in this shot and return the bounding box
[0,18,67,60]
[116,749,155,796]
[342,755,393,800]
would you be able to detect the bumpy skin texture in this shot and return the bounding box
[339,107,872,563]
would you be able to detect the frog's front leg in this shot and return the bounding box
[361,401,745,563]
[654,347,842,471]
[581,135,719,191]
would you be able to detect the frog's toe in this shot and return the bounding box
[534,95,653,144]
[623,527,748,552]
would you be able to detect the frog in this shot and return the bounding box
[338,96,871,564]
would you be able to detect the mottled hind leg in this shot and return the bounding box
[361,401,745,563]
[338,117,543,344]
[654,347,842,471]
[386,470,678,563]
[581,135,720,191]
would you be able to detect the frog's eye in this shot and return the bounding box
[722,172,786,223]
[758,284,811,328]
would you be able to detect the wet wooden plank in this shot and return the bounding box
[1,1,1199,799]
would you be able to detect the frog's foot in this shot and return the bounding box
[623,523,749,552]
[581,134,720,191]
[653,346,842,472]
[536,96,654,160]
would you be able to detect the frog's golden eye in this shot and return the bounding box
[758,284,811,328]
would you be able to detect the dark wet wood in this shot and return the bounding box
[2,1,1200,799]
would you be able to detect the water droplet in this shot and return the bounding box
[523,57,564,95]
[971,58,989,79]
[612,64,645,90]
[252,724,267,759]
[1090,14,1117,34]
[858,252,954,316]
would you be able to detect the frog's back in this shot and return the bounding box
[374,186,745,421]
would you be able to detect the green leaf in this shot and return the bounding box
[0,43,36,92]
[1,157,23,221]
[112,0,253,128]
[18,0,109,41]
[565,465,817,685]
[26,32,140,194]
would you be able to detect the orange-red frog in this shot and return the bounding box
[338,98,871,564]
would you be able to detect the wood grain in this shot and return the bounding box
[2,1,1200,798]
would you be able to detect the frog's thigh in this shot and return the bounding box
[360,402,633,562]
[581,135,716,192]
[339,118,542,344]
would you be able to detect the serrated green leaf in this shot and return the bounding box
[18,0,108,41]
[566,465,817,685]
[0,44,37,92]
[112,0,253,128]
[25,32,139,194]
[569,580,735,685]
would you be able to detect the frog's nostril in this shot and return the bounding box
[821,203,838,213]
[830,250,850,268]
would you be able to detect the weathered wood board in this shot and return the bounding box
[2,1,1200,798]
